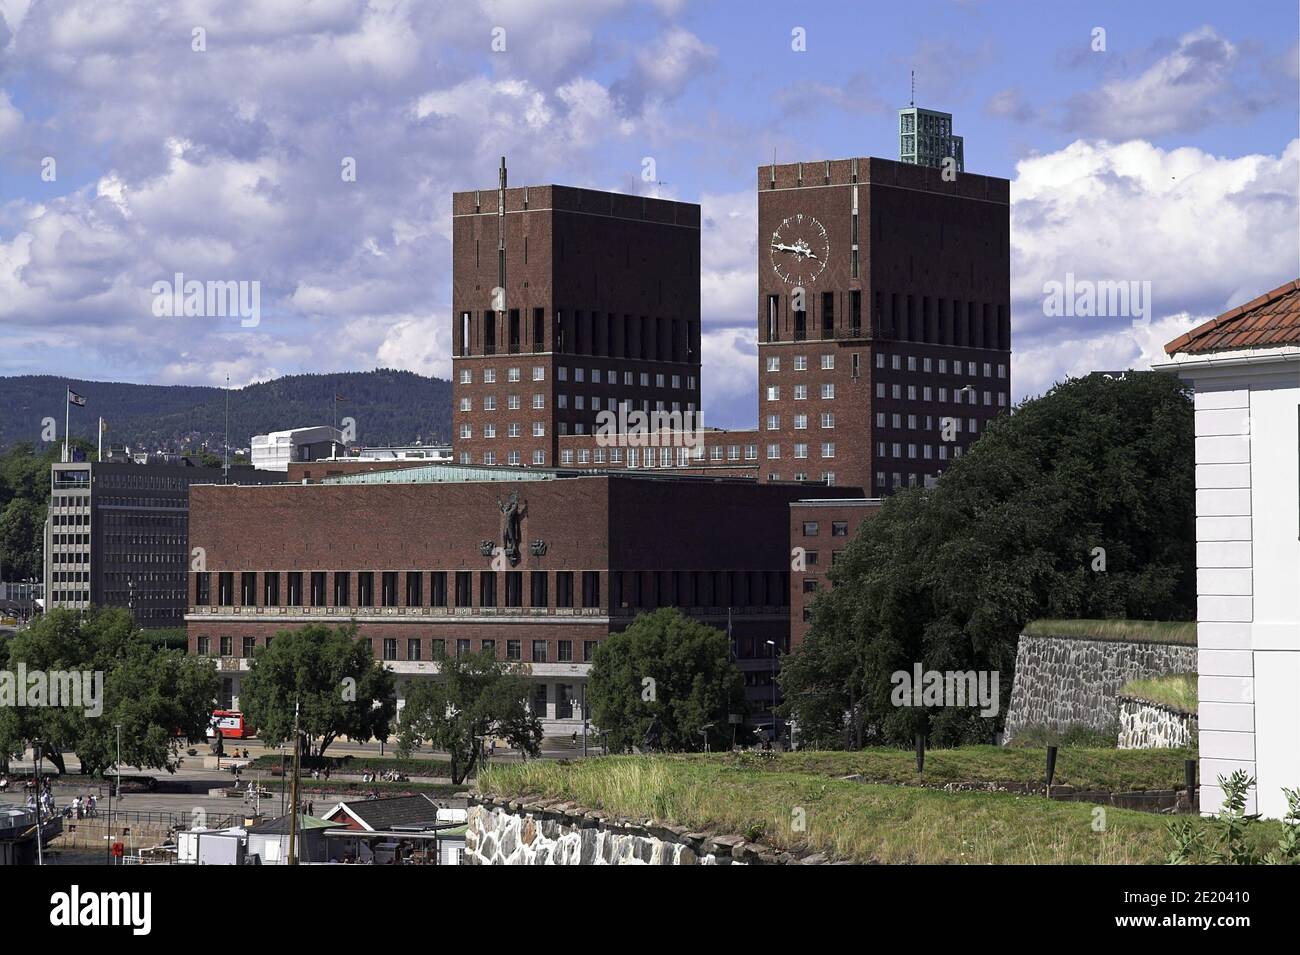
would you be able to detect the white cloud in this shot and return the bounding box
[1064,27,1242,137]
[699,190,754,325]
[1009,136,1299,398]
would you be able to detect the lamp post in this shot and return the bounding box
[32,739,44,866]
[765,639,778,748]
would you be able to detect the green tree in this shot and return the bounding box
[588,608,748,753]
[239,623,396,758]
[781,371,1196,748]
[395,650,541,784]
[0,498,45,581]
[0,608,217,775]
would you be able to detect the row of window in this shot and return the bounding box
[764,383,838,401]
[876,383,1007,408]
[198,633,601,664]
[197,570,602,610]
[764,413,836,431]
[875,353,1006,378]
[458,365,700,391]
[878,442,964,461]
[765,353,838,373]
[196,569,792,611]
[458,309,697,363]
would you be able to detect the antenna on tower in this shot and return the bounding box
[910,70,915,107]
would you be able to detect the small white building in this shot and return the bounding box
[250,426,345,471]
[1157,279,1300,818]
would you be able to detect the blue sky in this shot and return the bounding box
[0,0,1296,430]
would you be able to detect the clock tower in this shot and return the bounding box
[756,156,1011,494]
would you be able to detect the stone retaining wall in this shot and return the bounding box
[466,794,827,865]
[1003,634,1196,743]
[1117,697,1197,750]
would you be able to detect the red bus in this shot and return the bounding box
[207,710,256,740]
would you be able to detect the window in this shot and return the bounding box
[381,571,398,607]
[582,571,601,607]
[507,639,521,661]
[832,521,848,536]
[357,572,374,607]
[406,571,422,606]
[334,572,350,606]
[821,383,835,399]
[407,638,421,661]
[219,636,233,656]
[455,571,473,607]
[584,640,599,662]
[532,640,548,663]
[383,638,398,661]
[456,638,471,657]
[802,521,819,536]
[480,573,497,607]
[533,683,547,713]
[242,636,256,657]
[540,571,576,615]
[558,640,573,662]
[196,572,211,605]
[432,639,446,659]
[287,572,303,606]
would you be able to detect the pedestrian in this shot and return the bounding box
[72,795,82,819]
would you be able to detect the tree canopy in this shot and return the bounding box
[587,607,749,753]
[395,650,542,784]
[0,608,217,775]
[239,623,396,758]
[780,371,1196,749]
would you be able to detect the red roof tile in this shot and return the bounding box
[1165,279,1300,355]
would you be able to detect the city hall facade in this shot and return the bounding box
[186,139,1012,739]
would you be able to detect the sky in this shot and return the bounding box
[0,0,1296,430]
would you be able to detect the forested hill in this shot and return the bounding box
[0,369,451,452]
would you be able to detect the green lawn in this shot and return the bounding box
[479,756,1277,864]
[698,746,1195,792]
[1023,618,1196,645]
[1119,674,1198,714]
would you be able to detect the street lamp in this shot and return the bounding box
[765,639,778,748]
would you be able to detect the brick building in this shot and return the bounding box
[185,139,1011,742]
[451,163,701,469]
[756,157,1011,493]
[186,468,849,733]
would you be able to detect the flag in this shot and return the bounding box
[334,394,346,402]
[101,419,109,433]
[67,389,86,407]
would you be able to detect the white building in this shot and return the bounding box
[250,426,344,472]
[1157,279,1300,818]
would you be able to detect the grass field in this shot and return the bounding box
[480,755,1277,864]
[1023,619,1196,645]
[708,746,1195,791]
[1119,674,1198,713]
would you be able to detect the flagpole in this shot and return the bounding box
[97,417,103,462]
[63,391,70,463]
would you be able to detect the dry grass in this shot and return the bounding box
[1023,618,1197,645]
[1119,673,1198,713]
[479,755,1268,864]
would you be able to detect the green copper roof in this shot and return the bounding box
[323,463,558,485]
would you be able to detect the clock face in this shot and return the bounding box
[770,214,830,285]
